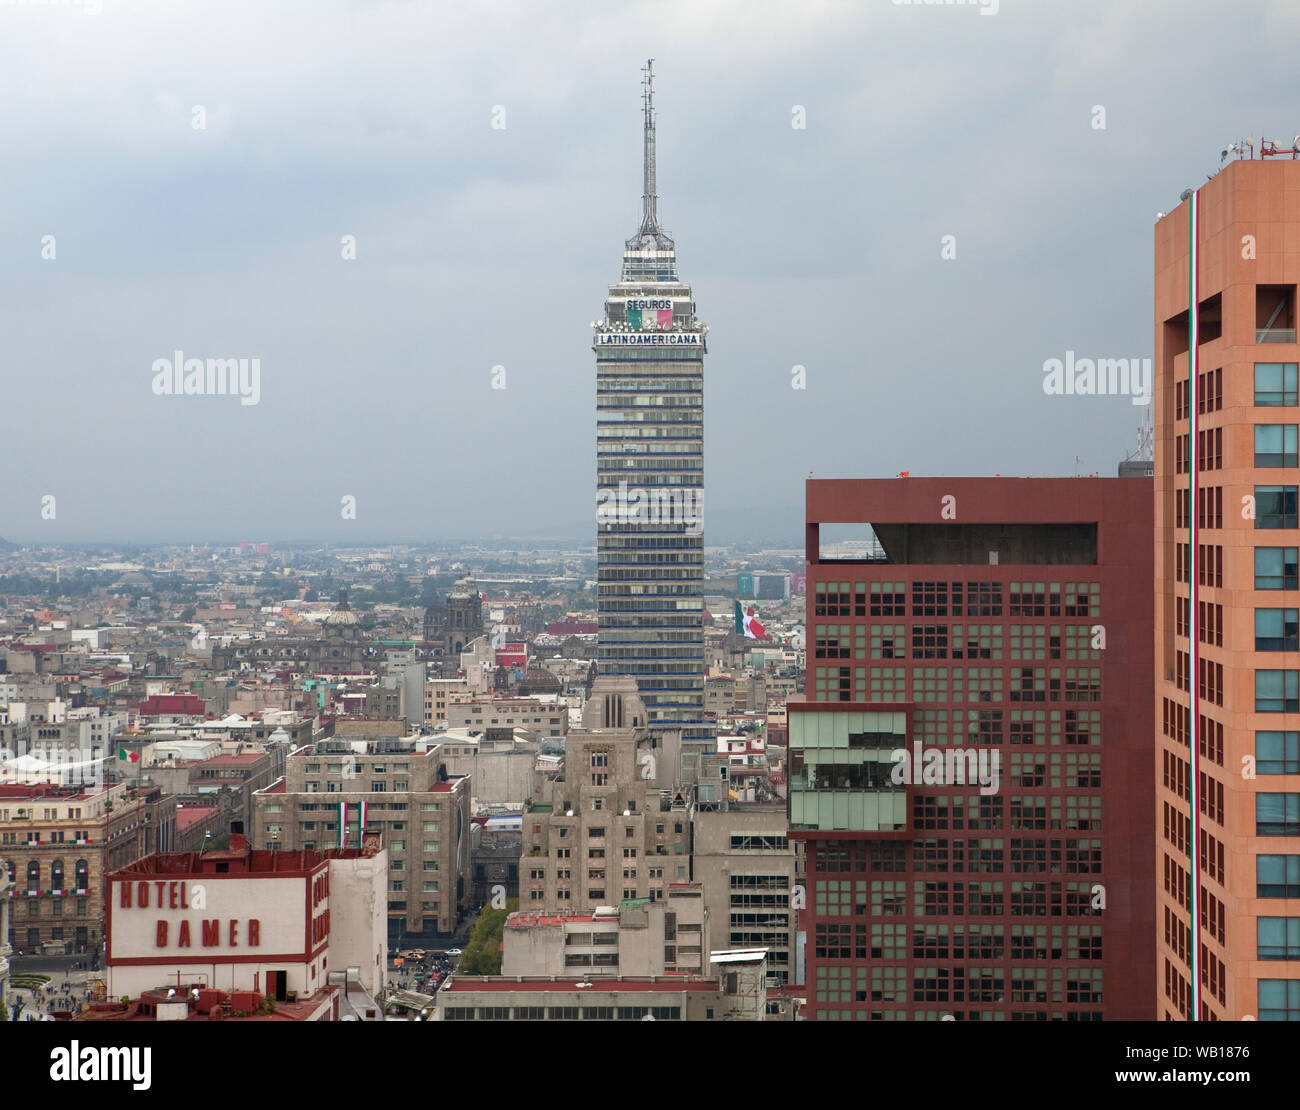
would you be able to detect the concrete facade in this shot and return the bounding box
[523,679,691,910]
[250,738,471,940]
[2,781,176,955]
[503,884,708,978]
[692,805,798,985]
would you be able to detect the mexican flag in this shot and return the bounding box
[734,601,767,640]
[118,747,138,763]
[626,307,672,330]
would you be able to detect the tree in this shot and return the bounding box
[456,899,519,975]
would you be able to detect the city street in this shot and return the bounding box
[8,953,103,1021]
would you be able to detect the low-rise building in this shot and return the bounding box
[92,831,387,1021]
[446,696,567,740]
[503,884,708,978]
[1,780,176,955]
[437,948,767,1021]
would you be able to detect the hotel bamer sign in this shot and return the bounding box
[108,871,330,958]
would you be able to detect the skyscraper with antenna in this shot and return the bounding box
[592,60,712,747]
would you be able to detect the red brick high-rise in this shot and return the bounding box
[790,477,1154,1020]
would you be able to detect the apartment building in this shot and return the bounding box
[424,677,469,726]
[250,737,470,941]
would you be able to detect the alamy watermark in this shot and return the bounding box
[597,481,703,536]
[892,0,998,15]
[1042,350,1151,406]
[891,742,1000,795]
[151,351,260,406]
[2,740,104,789]
[50,1044,150,1090]
[2,0,102,13]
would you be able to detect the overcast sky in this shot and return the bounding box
[2,0,1296,545]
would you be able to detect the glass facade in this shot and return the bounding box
[594,239,710,743]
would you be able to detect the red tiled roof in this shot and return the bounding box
[544,621,598,636]
[200,753,265,766]
[175,806,219,832]
[140,694,206,716]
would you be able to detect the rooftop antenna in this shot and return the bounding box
[628,59,673,253]
[640,59,658,238]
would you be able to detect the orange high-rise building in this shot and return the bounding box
[1155,155,1300,1021]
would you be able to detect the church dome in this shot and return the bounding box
[325,587,360,626]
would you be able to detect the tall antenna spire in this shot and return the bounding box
[640,58,658,237]
[627,58,673,253]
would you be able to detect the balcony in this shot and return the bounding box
[1258,329,1297,344]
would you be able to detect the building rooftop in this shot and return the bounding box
[73,986,338,1022]
[175,805,220,833]
[198,752,266,767]
[443,977,717,994]
[0,783,106,801]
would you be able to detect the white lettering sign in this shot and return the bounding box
[595,332,702,346]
